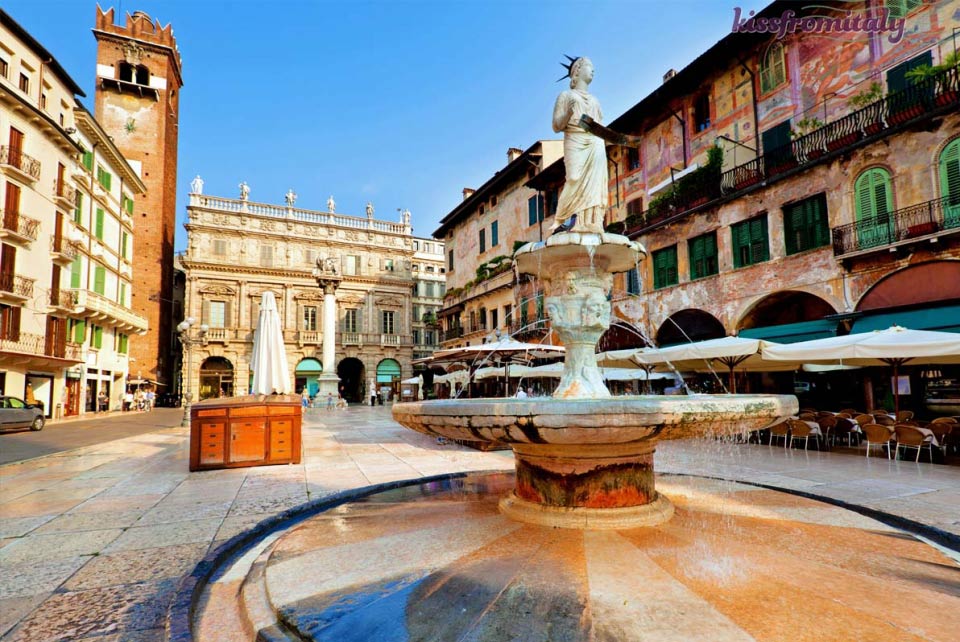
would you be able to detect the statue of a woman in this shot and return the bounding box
[551,57,607,234]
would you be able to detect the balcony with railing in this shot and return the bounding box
[1,209,40,245]
[832,195,960,259]
[0,273,35,302]
[0,146,41,182]
[442,326,464,342]
[54,181,77,211]
[72,289,149,333]
[0,331,82,363]
[298,330,321,346]
[50,235,80,265]
[510,317,550,340]
[48,288,76,312]
[610,64,960,239]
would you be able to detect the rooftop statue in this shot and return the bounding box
[238,181,250,201]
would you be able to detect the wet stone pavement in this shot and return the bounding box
[0,404,958,641]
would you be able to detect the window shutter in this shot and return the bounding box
[528,196,537,226]
[225,301,232,328]
[72,319,85,343]
[74,191,83,224]
[201,300,210,325]
[95,208,104,239]
[70,256,82,288]
[82,151,93,171]
[939,139,960,205]
[119,282,126,306]
[10,306,20,341]
[94,265,105,295]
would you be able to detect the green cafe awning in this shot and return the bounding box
[295,358,323,374]
[376,359,402,383]
[852,304,960,334]
[739,319,840,344]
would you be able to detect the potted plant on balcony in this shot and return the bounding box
[848,82,885,135]
[790,117,826,161]
[904,52,960,107]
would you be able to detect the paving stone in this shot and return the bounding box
[0,556,91,599]
[0,529,123,564]
[102,518,223,553]
[63,543,207,591]
[32,510,145,534]
[0,594,49,638]
[0,515,57,538]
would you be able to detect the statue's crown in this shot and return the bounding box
[557,54,581,82]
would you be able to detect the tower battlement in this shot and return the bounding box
[94,5,181,76]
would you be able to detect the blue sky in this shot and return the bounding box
[7,0,766,249]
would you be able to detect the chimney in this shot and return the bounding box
[462,188,476,201]
[663,69,677,83]
[507,147,523,163]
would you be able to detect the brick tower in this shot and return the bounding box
[93,7,182,388]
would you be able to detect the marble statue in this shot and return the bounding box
[366,202,375,218]
[239,181,250,201]
[285,188,297,207]
[327,195,336,213]
[401,208,411,226]
[551,57,607,234]
[190,175,204,194]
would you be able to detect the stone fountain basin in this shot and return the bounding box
[392,394,797,446]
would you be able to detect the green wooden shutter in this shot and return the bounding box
[74,191,83,224]
[94,265,105,295]
[82,151,93,171]
[72,319,86,343]
[941,139,960,228]
[119,282,126,306]
[690,236,704,279]
[528,196,538,226]
[491,221,499,246]
[93,325,102,349]
[121,231,128,259]
[886,50,932,92]
[70,256,82,288]
[95,208,104,239]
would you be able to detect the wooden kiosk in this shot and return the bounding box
[189,395,302,471]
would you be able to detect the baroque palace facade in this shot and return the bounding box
[181,187,442,402]
[439,0,960,409]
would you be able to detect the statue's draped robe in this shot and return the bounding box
[552,89,608,231]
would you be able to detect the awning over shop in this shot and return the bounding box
[377,359,402,383]
[295,358,323,374]
[851,304,960,334]
[738,319,839,344]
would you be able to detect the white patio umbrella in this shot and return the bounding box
[763,326,960,413]
[250,292,292,395]
[632,336,795,393]
[513,361,674,382]
[429,336,565,366]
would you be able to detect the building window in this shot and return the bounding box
[479,228,486,253]
[886,50,932,94]
[627,147,640,171]
[70,256,81,289]
[731,215,770,268]
[18,73,28,93]
[95,208,105,240]
[425,330,435,345]
[885,0,922,19]
[70,318,85,343]
[122,194,134,215]
[82,151,93,171]
[96,166,112,191]
[119,282,127,306]
[259,244,274,267]
[40,93,47,110]
[760,42,786,93]
[343,308,359,333]
[343,254,360,276]
[490,308,498,330]
[213,239,227,256]
[694,93,711,132]
[528,194,545,226]
[689,231,719,280]
[0,58,7,79]
[74,191,83,225]
[425,265,435,273]
[939,139,960,224]
[305,249,316,265]
[383,259,394,272]
[206,301,226,327]
[503,304,512,327]
[626,198,643,218]
[652,246,678,289]
[381,310,395,334]
[854,168,894,248]
[92,324,103,349]
[784,194,830,255]
[491,220,499,247]
[448,249,454,272]
[412,329,421,344]
[93,265,106,295]
[121,231,129,259]
[303,305,318,331]
[117,333,129,354]
[626,267,641,294]
[0,304,21,341]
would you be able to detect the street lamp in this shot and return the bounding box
[177,317,208,427]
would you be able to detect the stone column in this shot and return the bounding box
[315,276,342,396]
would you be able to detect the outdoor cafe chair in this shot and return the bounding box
[862,423,894,459]
[832,417,859,447]
[930,417,958,425]
[787,419,820,451]
[868,408,891,416]
[769,421,790,448]
[838,408,860,417]
[928,423,954,456]
[854,414,875,428]
[894,424,934,462]
[896,410,914,423]
[798,411,817,421]
[873,414,896,426]
[817,415,837,446]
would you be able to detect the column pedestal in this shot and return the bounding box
[316,274,341,396]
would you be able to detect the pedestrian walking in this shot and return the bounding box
[326,392,334,410]
[123,390,134,411]
[97,390,108,412]
[301,387,310,408]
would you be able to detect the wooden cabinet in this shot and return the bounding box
[189,395,301,471]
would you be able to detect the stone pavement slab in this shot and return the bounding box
[0,404,957,641]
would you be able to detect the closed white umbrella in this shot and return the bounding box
[250,292,291,395]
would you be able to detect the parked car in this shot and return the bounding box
[0,395,45,431]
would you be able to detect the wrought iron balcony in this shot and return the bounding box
[49,288,76,311]
[0,146,41,182]
[0,273,35,301]
[442,327,464,341]
[1,210,40,244]
[0,331,82,362]
[832,195,960,258]
[510,317,549,339]
[54,181,77,210]
[50,235,80,264]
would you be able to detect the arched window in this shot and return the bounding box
[760,43,786,93]
[135,65,150,86]
[854,168,894,249]
[118,62,134,83]
[940,138,960,228]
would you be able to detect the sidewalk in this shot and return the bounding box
[1,406,958,641]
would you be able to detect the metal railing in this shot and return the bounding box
[832,195,960,256]
[721,65,960,194]
[50,235,80,259]
[0,273,35,298]
[1,210,40,241]
[49,289,75,308]
[0,331,82,361]
[442,327,464,341]
[510,317,549,337]
[0,146,41,180]
[55,181,77,204]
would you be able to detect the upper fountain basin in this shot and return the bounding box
[393,394,797,447]
[513,232,647,277]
